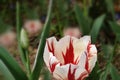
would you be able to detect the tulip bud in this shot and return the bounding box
[20,28,29,49]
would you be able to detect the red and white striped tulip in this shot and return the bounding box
[43,36,97,80]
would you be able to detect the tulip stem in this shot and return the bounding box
[16,1,27,67]
[25,50,31,80]
[83,0,88,18]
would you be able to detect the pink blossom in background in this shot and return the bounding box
[24,20,43,36]
[43,36,97,80]
[63,27,82,38]
[0,31,16,47]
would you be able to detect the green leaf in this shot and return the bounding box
[0,60,15,80]
[32,0,53,80]
[99,64,111,80]
[90,14,105,43]
[99,70,108,80]
[74,4,90,35]
[0,46,28,80]
[101,44,114,60]
[116,34,120,42]
[42,68,51,80]
[105,0,115,19]
[110,64,120,80]
[0,19,12,34]
[109,21,120,35]
[86,62,100,80]
[109,21,120,42]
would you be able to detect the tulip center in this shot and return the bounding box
[62,38,79,65]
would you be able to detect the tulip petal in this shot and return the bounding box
[43,37,57,68]
[54,36,76,64]
[53,64,79,80]
[88,45,97,71]
[80,36,91,47]
[75,52,88,80]
[89,45,97,55]
[75,68,88,80]
[53,64,70,80]
[73,36,90,62]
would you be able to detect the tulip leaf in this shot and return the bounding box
[74,3,90,35]
[101,44,114,60]
[110,64,120,80]
[0,46,28,80]
[32,0,53,80]
[109,21,120,42]
[99,64,111,80]
[87,62,100,80]
[42,68,51,80]
[0,60,15,80]
[99,70,108,80]
[105,0,115,19]
[0,18,12,34]
[90,14,105,43]
[109,21,120,34]
[116,34,120,42]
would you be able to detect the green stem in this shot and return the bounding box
[16,1,20,39]
[16,1,28,75]
[83,0,88,18]
[25,51,31,80]
[56,12,63,37]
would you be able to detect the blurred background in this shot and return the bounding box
[0,0,120,80]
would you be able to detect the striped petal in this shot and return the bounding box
[53,64,70,80]
[88,45,97,71]
[54,36,77,64]
[43,37,57,68]
[73,36,90,63]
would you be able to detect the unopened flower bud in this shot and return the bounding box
[20,28,29,49]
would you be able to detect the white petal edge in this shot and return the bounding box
[53,64,70,80]
[75,52,88,79]
[43,37,57,67]
[89,45,97,71]
[73,36,91,61]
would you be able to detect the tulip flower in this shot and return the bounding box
[43,36,97,80]
[0,31,16,47]
[24,20,43,36]
[63,27,82,38]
